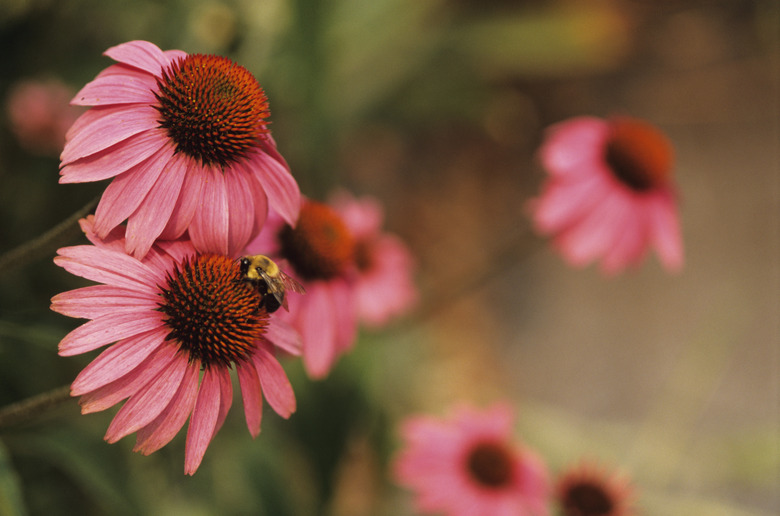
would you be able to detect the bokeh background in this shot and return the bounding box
[0,0,777,515]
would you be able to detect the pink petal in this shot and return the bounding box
[134,361,200,455]
[78,342,178,413]
[246,171,270,239]
[600,201,647,274]
[331,280,357,356]
[184,367,221,475]
[158,158,202,240]
[189,166,229,255]
[540,117,608,178]
[531,174,604,235]
[253,344,295,418]
[163,49,187,62]
[246,150,301,226]
[91,142,173,237]
[103,40,171,77]
[60,128,168,183]
[60,105,159,164]
[71,330,166,395]
[51,285,158,319]
[54,246,159,292]
[237,361,263,438]
[554,189,630,268]
[211,367,233,438]
[225,167,263,258]
[72,65,159,106]
[298,285,338,378]
[124,151,188,258]
[265,318,302,356]
[646,193,684,272]
[58,310,163,356]
[105,352,189,443]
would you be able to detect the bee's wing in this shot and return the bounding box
[279,272,306,294]
[257,269,287,307]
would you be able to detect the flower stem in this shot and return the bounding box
[0,196,99,276]
[0,385,73,430]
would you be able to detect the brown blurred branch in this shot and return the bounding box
[0,385,73,430]
[0,195,98,276]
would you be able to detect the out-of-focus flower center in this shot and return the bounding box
[561,482,614,516]
[604,117,673,192]
[155,54,270,167]
[158,254,267,368]
[354,239,375,272]
[466,441,515,489]
[278,201,355,281]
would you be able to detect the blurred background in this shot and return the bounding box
[0,0,776,515]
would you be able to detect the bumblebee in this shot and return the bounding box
[239,254,306,313]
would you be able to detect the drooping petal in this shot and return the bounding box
[51,285,158,319]
[158,158,202,240]
[224,166,261,258]
[58,310,163,356]
[71,330,166,395]
[531,174,605,235]
[265,318,302,356]
[134,361,200,455]
[103,40,172,77]
[184,367,221,475]
[298,285,337,378]
[60,104,159,165]
[78,342,179,413]
[246,149,301,226]
[211,367,233,438]
[189,166,229,255]
[252,344,295,418]
[646,192,684,272]
[540,117,608,179]
[90,141,172,235]
[237,360,263,438]
[104,352,189,443]
[124,150,188,258]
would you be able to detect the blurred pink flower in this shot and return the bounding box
[332,190,417,328]
[51,217,298,475]
[6,79,82,156]
[246,199,357,379]
[60,40,300,259]
[393,403,550,516]
[531,116,683,274]
[555,461,636,516]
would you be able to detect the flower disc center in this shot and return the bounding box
[563,483,614,516]
[604,117,673,192]
[158,254,267,368]
[466,441,514,489]
[278,200,355,281]
[155,54,270,167]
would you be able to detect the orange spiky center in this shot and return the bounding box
[155,54,270,167]
[466,441,515,489]
[278,200,355,281]
[157,254,266,368]
[604,117,674,192]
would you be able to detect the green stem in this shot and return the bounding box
[0,195,98,276]
[0,385,73,430]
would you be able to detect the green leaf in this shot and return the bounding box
[0,439,28,516]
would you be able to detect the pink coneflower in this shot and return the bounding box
[6,78,82,155]
[393,403,550,516]
[555,462,636,516]
[332,190,417,328]
[51,217,298,475]
[245,199,357,379]
[60,40,300,259]
[531,116,683,274]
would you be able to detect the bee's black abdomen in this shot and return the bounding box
[263,296,282,313]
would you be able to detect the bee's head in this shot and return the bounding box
[238,257,251,275]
